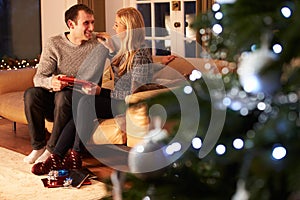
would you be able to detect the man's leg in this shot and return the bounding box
[48,89,73,150]
[35,89,73,163]
[23,87,55,164]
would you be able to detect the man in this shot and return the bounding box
[23,4,113,164]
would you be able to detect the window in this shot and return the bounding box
[0,0,41,59]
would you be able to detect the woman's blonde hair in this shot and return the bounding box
[112,7,146,76]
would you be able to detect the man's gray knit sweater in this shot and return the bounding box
[34,33,109,90]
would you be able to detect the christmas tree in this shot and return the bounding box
[106,0,300,199]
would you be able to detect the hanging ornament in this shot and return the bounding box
[237,45,280,95]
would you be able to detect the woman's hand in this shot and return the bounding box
[96,32,115,54]
[161,55,177,65]
[51,74,68,91]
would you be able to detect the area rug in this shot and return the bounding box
[0,147,110,200]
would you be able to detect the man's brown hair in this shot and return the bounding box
[65,4,93,27]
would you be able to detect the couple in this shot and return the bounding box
[24,4,175,175]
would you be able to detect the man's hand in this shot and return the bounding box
[96,32,115,54]
[51,75,68,91]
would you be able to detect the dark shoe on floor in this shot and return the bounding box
[31,154,62,175]
[64,150,82,170]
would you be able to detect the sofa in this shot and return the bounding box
[0,56,233,148]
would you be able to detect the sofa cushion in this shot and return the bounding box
[126,103,150,147]
[153,57,195,81]
[90,117,126,145]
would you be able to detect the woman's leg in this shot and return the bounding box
[32,119,79,175]
[74,88,114,150]
[52,119,76,158]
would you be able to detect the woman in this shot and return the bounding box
[31,7,160,175]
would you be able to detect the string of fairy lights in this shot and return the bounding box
[0,58,39,71]
[161,65,297,165]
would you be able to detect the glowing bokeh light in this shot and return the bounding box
[272,146,287,160]
[257,102,266,111]
[212,3,221,11]
[183,86,193,94]
[215,12,223,20]
[242,75,261,93]
[192,137,202,149]
[212,24,223,34]
[216,144,226,155]
[281,6,292,18]
[273,44,282,54]
[233,138,244,149]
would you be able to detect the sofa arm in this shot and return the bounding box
[125,87,175,104]
[0,68,36,95]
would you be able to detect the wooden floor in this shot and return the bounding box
[0,117,116,181]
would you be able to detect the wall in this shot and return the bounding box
[40,0,77,47]
[105,0,124,35]
[40,0,120,47]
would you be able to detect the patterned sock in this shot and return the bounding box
[31,154,62,175]
[65,150,82,170]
